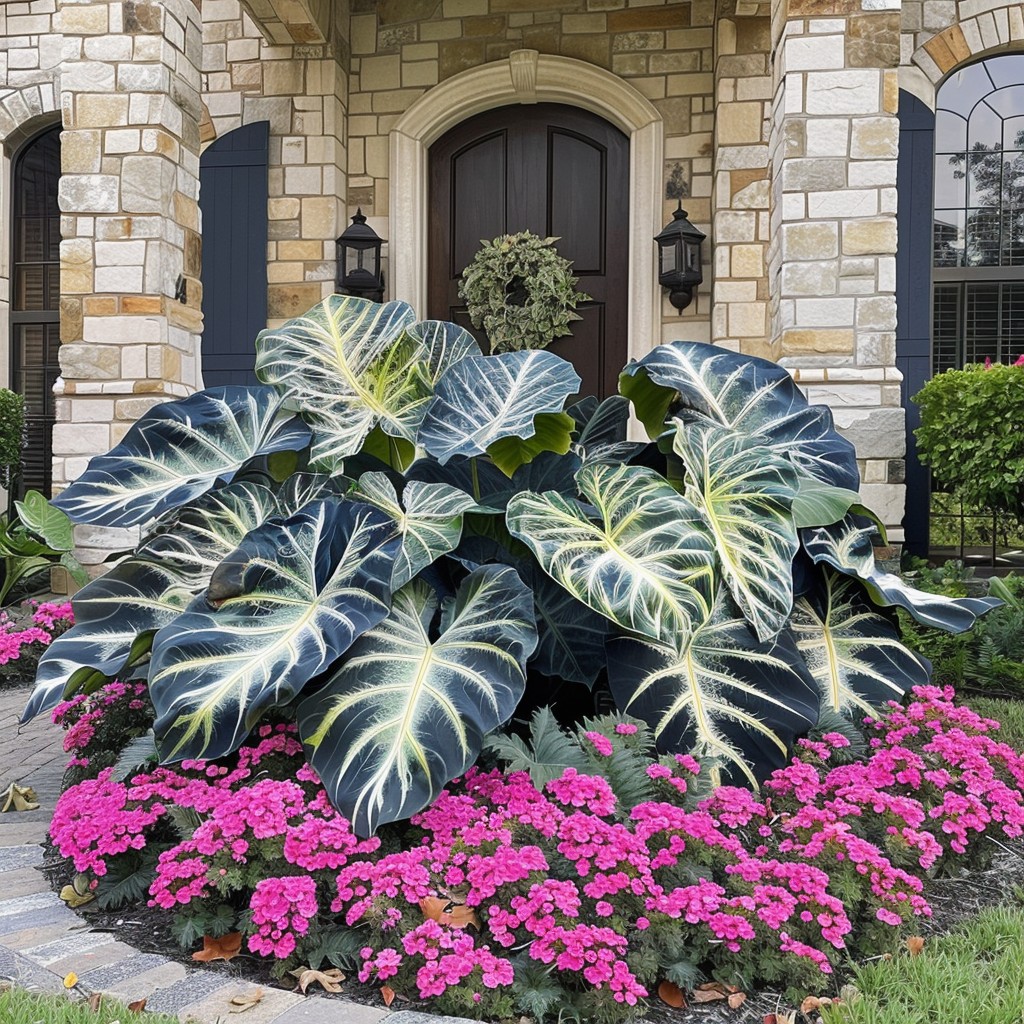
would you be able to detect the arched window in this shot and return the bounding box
[10,124,61,498]
[933,56,1024,372]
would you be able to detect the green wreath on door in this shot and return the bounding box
[459,231,591,354]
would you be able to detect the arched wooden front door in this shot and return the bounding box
[428,103,629,399]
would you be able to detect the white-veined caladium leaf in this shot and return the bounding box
[298,565,538,836]
[406,318,483,383]
[277,472,349,516]
[802,515,1000,632]
[790,476,862,530]
[352,471,479,588]
[149,499,401,763]
[256,297,476,473]
[22,560,192,723]
[789,571,928,718]
[513,559,609,688]
[418,350,581,472]
[22,481,287,723]
[606,596,820,786]
[507,462,716,645]
[619,341,859,490]
[671,418,800,642]
[50,387,310,528]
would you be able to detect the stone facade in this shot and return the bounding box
[4,0,981,549]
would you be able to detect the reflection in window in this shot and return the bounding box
[934,56,1024,268]
[932,57,1024,375]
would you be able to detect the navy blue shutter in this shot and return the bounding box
[198,121,269,388]
[896,91,935,557]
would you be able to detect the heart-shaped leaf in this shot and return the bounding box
[620,341,859,489]
[606,597,819,786]
[299,566,537,835]
[352,471,478,588]
[418,350,581,468]
[507,463,716,645]
[789,571,928,718]
[51,387,310,527]
[672,418,800,641]
[150,499,400,762]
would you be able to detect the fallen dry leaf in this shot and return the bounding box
[657,980,686,1008]
[728,992,747,1009]
[127,997,147,1012]
[381,985,396,1007]
[60,873,95,909]
[1,783,39,813]
[193,932,243,963]
[801,995,822,1013]
[419,895,480,930]
[62,971,78,989]
[228,987,265,1013]
[292,968,345,994]
[691,982,728,1004]
[907,936,925,957]
[87,993,102,1011]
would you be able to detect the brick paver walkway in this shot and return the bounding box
[0,686,445,1024]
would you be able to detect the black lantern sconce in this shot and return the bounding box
[336,208,385,302]
[655,202,706,312]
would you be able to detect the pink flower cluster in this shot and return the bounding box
[249,875,319,958]
[0,601,71,667]
[52,680,149,768]
[360,920,514,999]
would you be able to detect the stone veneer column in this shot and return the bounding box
[768,0,906,536]
[55,0,203,565]
[712,11,772,358]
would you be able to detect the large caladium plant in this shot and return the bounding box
[24,296,1000,834]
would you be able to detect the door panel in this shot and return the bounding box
[896,90,936,556]
[199,121,269,388]
[429,104,629,399]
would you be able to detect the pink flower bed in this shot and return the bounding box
[0,601,73,669]
[49,686,1024,1021]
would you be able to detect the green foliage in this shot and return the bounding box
[824,906,1024,1024]
[484,706,590,788]
[913,361,1024,518]
[170,902,237,948]
[966,695,1024,749]
[24,296,999,833]
[0,491,87,605]
[459,231,591,353]
[0,388,24,491]
[0,990,179,1024]
[898,566,1024,698]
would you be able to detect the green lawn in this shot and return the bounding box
[0,989,182,1024]
[824,905,1024,1024]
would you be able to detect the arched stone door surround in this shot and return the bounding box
[389,50,664,367]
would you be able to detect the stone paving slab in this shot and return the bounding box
[0,844,44,871]
[97,959,189,1002]
[144,968,247,1014]
[175,981,305,1023]
[271,996,392,1023]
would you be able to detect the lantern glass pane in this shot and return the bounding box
[660,244,678,275]
[686,242,701,273]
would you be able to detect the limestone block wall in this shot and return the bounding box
[201,0,351,328]
[346,0,713,345]
[712,9,772,359]
[768,0,906,534]
[53,0,206,564]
